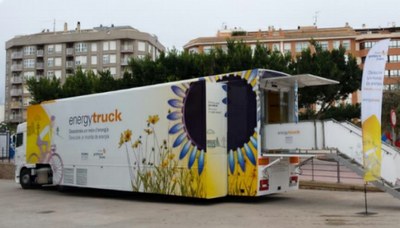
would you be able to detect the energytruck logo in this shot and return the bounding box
[69,109,122,127]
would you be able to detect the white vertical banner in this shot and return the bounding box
[361,39,390,182]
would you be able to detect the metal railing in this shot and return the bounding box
[299,156,364,185]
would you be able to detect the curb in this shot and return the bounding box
[300,180,382,192]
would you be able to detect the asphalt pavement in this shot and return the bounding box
[1,179,399,228]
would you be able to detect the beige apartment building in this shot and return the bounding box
[4,23,165,124]
[184,24,400,104]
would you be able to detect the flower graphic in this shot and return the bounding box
[167,83,206,175]
[123,129,132,142]
[167,70,259,176]
[147,115,160,125]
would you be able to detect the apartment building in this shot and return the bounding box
[184,24,400,102]
[4,23,165,124]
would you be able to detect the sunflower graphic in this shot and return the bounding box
[167,70,259,176]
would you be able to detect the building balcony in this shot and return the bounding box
[10,77,23,84]
[11,64,23,71]
[36,62,44,69]
[36,50,44,57]
[10,101,22,109]
[66,61,74,68]
[66,48,74,56]
[121,46,134,53]
[10,89,23,96]
[9,114,23,123]
[11,52,23,59]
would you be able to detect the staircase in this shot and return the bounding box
[325,150,400,200]
[263,119,400,200]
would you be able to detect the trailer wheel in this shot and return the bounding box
[20,168,32,189]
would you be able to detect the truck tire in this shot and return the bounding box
[20,168,32,189]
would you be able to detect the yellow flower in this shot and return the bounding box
[168,153,175,160]
[161,159,169,168]
[144,128,153,135]
[123,129,132,142]
[147,115,160,125]
[132,139,141,149]
[118,133,124,148]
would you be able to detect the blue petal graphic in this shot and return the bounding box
[228,150,235,174]
[250,136,258,149]
[173,132,186,148]
[244,143,256,165]
[198,150,205,174]
[168,99,183,108]
[179,141,192,159]
[237,148,246,172]
[222,97,228,104]
[167,111,182,120]
[188,146,198,169]
[222,84,228,92]
[171,85,186,98]
[169,123,184,134]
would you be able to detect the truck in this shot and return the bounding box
[14,69,336,199]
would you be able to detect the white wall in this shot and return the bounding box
[0,105,4,122]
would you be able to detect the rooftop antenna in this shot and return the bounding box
[313,11,320,26]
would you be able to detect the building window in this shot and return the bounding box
[104,67,116,77]
[75,56,87,66]
[295,42,309,52]
[272,43,280,52]
[390,70,400,77]
[332,41,340,49]
[23,71,35,79]
[47,58,54,67]
[24,46,36,56]
[203,46,213,54]
[283,43,291,53]
[385,70,389,76]
[54,70,62,79]
[91,43,97,52]
[342,40,351,50]
[75,43,87,53]
[23,59,35,68]
[318,41,328,51]
[47,45,54,54]
[55,57,62,67]
[138,41,146,52]
[388,55,400,63]
[110,41,116,50]
[55,44,62,53]
[390,40,400,48]
[47,71,55,78]
[109,54,116,64]
[103,55,110,64]
[91,56,97,65]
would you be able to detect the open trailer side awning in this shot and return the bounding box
[260,74,339,89]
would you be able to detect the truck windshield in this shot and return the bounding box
[16,132,23,147]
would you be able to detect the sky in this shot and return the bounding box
[0,0,400,105]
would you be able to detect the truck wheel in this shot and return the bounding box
[20,168,32,189]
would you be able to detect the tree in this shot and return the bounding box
[62,67,94,97]
[25,76,63,104]
[294,42,362,117]
[382,91,400,134]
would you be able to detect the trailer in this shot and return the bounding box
[14,69,336,199]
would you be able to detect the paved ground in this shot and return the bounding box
[1,179,399,228]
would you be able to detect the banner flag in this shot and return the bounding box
[361,39,390,182]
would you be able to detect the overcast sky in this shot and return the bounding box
[1,0,400,105]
